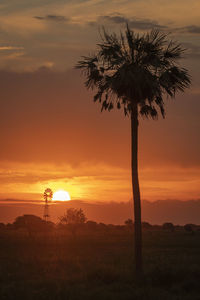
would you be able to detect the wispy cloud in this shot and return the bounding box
[96,14,167,30]
[182,25,200,34]
[0,46,24,51]
[0,160,199,203]
[34,15,69,22]
[182,42,200,59]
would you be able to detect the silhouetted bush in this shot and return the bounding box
[0,223,5,230]
[142,222,152,230]
[86,220,98,231]
[13,214,53,237]
[162,222,175,232]
[6,223,14,230]
[124,218,134,230]
[98,222,107,233]
[184,224,195,233]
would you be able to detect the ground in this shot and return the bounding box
[0,229,200,300]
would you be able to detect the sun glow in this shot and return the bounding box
[52,190,71,201]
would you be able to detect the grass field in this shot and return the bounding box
[0,229,200,300]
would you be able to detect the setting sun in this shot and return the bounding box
[52,190,71,201]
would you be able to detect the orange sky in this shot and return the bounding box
[0,69,199,205]
[0,0,200,222]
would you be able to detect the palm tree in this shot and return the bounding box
[76,25,191,274]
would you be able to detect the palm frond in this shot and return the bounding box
[76,25,191,119]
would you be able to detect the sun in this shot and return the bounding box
[52,190,71,201]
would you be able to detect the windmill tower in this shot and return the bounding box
[43,188,53,222]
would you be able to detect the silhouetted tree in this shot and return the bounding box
[142,222,152,230]
[125,218,134,230]
[0,223,5,230]
[13,214,51,237]
[6,223,13,230]
[76,25,191,274]
[162,222,175,232]
[184,224,195,234]
[59,208,87,235]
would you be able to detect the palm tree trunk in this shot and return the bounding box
[131,102,143,274]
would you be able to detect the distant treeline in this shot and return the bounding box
[0,208,199,237]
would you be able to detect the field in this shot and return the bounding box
[0,229,200,300]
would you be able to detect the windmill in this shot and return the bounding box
[43,188,53,221]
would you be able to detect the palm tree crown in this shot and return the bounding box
[76,25,191,118]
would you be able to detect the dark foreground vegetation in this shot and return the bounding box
[0,216,200,300]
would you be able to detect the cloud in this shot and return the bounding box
[129,19,167,30]
[97,14,167,30]
[182,25,200,34]
[174,25,200,35]
[0,198,41,204]
[181,42,200,59]
[34,15,69,22]
[0,46,24,51]
[99,15,127,24]
[96,14,200,35]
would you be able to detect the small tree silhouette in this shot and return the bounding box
[162,222,175,232]
[125,218,134,226]
[0,223,5,230]
[124,218,134,231]
[142,222,152,230]
[59,208,87,236]
[184,224,194,234]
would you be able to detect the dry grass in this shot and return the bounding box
[0,229,200,299]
